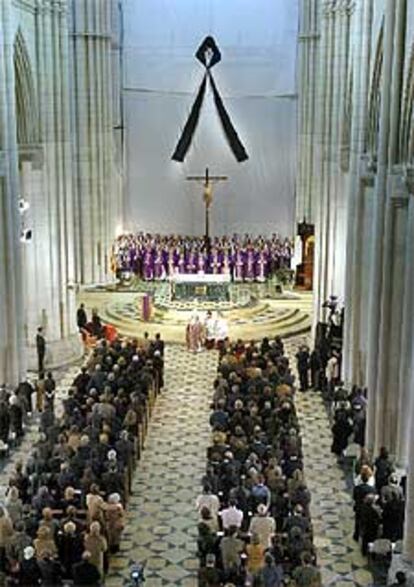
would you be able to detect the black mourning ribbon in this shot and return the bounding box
[172,36,249,163]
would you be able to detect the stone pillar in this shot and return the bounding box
[403,300,414,564]
[0,0,26,384]
[109,0,125,241]
[396,191,414,467]
[365,0,397,451]
[312,1,334,329]
[327,1,350,299]
[22,0,77,347]
[396,309,414,570]
[59,0,77,335]
[342,0,373,385]
[71,0,118,286]
[374,181,408,453]
[41,0,62,341]
[297,0,310,222]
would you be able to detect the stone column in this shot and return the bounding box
[109,0,125,240]
[71,0,119,285]
[343,0,373,385]
[374,181,408,453]
[312,1,334,329]
[306,0,319,223]
[365,0,397,451]
[396,189,414,466]
[59,0,77,335]
[319,1,336,319]
[391,306,414,572]
[403,300,414,567]
[297,0,310,222]
[327,0,350,299]
[19,0,78,365]
[0,0,26,384]
[41,0,62,340]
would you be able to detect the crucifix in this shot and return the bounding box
[186,167,228,244]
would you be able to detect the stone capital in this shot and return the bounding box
[337,0,353,16]
[405,166,414,195]
[323,1,336,18]
[298,32,321,42]
[359,155,376,186]
[41,0,54,14]
[0,151,5,177]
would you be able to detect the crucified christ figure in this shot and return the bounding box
[186,167,228,244]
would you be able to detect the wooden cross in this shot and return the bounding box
[186,167,228,241]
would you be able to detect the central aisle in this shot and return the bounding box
[107,345,218,586]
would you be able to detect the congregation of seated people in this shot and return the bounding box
[0,333,164,586]
[196,336,321,587]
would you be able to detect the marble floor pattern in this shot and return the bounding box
[285,339,374,587]
[106,345,218,587]
[0,338,377,586]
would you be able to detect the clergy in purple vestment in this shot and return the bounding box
[186,250,197,274]
[143,246,154,280]
[196,250,205,273]
[153,247,165,280]
[209,248,222,274]
[176,247,185,274]
[245,246,256,281]
[234,248,244,281]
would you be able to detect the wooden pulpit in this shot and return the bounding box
[296,220,314,290]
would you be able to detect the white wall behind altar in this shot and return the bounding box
[122,0,298,237]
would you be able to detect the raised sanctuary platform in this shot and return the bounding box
[170,273,231,302]
[79,284,312,343]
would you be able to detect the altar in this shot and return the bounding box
[170,273,231,302]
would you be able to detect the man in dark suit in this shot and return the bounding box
[152,332,165,356]
[296,346,310,391]
[72,550,101,586]
[77,303,88,332]
[36,327,46,377]
[353,467,376,541]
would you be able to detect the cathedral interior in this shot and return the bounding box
[1,0,414,586]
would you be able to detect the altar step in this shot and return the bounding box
[100,298,312,343]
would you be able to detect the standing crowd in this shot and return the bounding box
[196,336,320,587]
[293,301,407,579]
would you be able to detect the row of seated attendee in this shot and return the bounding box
[112,232,293,282]
[0,333,164,586]
[196,336,321,587]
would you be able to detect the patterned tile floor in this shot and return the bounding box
[285,339,374,587]
[106,345,218,587]
[0,339,376,586]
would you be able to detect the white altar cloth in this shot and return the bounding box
[170,273,231,284]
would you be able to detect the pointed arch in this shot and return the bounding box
[367,22,384,156]
[14,28,39,146]
[340,67,353,172]
[401,42,414,163]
